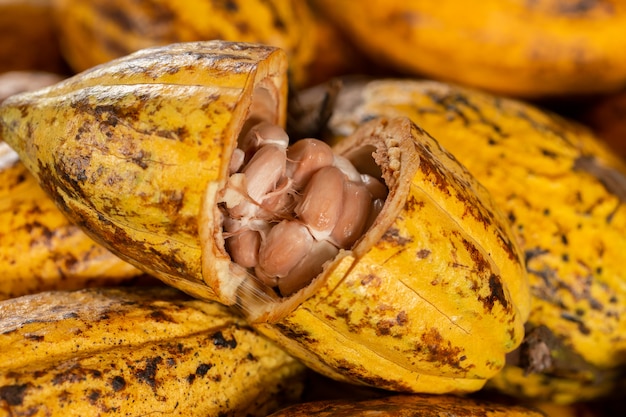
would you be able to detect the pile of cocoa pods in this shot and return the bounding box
[1,1,626,416]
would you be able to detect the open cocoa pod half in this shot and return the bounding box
[0,41,530,394]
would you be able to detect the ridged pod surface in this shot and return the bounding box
[0,71,142,300]
[52,0,317,87]
[0,143,142,300]
[0,286,305,416]
[311,0,626,98]
[0,42,529,394]
[265,394,547,417]
[308,77,626,403]
[0,40,288,301]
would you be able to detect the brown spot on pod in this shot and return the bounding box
[212,331,238,349]
[134,356,163,389]
[0,384,29,406]
[110,375,126,392]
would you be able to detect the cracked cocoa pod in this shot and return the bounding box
[0,286,306,416]
[0,41,530,394]
[302,77,626,403]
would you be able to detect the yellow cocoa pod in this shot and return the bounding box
[0,0,67,74]
[0,41,529,394]
[0,144,144,300]
[52,0,317,87]
[303,77,626,403]
[266,394,547,417]
[0,71,142,300]
[0,286,306,416]
[311,0,626,98]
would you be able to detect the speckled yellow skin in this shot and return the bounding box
[311,0,626,98]
[317,78,626,402]
[0,40,288,301]
[0,71,141,300]
[0,286,305,416]
[248,118,529,394]
[53,0,316,87]
[266,394,546,417]
[0,146,142,300]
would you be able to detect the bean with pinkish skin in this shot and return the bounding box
[257,220,313,281]
[361,173,388,200]
[278,240,339,296]
[333,154,362,183]
[219,121,389,297]
[258,176,295,219]
[243,144,287,203]
[286,138,335,189]
[294,165,345,241]
[226,229,262,268]
[330,181,372,248]
[240,121,289,158]
[228,148,245,175]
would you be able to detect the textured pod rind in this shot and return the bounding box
[0,40,288,301]
[311,0,626,98]
[0,286,306,416]
[265,394,547,417]
[0,72,142,300]
[316,78,626,402]
[248,117,529,393]
[53,0,317,87]
[0,146,142,300]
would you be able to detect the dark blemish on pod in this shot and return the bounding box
[418,328,466,370]
[52,366,89,385]
[0,384,28,406]
[540,148,558,158]
[360,274,381,287]
[334,360,413,392]
[552,0,614,16]
[274,323,316,346]
[87,389,101,404]
[381,227,412,246]
[416,249,431,259]
[212,331,237,349]
[396,311,409,326]
[148,309,175,323]
[484,273,509,311]
[223,0,238,12]
[403,194,425,212]
[195,363,212,376]
[24,333,44,341]
[135,356,163,388]
[110,376,126,392]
